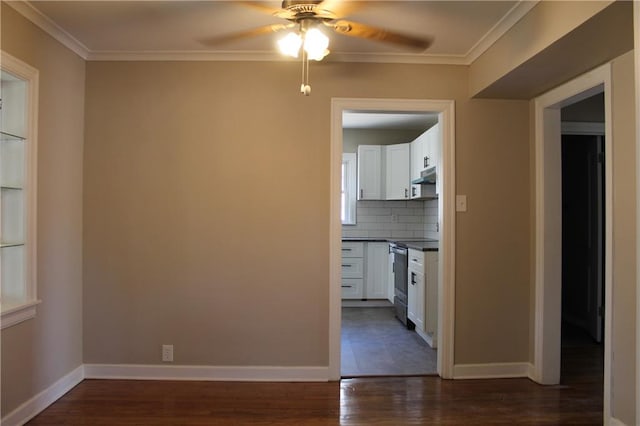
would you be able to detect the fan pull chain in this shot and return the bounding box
[300,50,311,96]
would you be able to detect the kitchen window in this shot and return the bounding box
[1,51,39,329]
[342,153,356,225]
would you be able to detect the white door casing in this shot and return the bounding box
[330,98,455,380]
[533,64,613,420]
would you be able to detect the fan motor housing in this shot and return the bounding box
[281,0,332,19]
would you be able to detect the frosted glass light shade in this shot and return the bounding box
[277,32,302,58]
[304,28,329,61]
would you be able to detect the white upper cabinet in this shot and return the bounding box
[426,123,442,195]
[357,145,382,200]
[410,131,428,199]
[410,124,440,199]
[410,134,426,183]
[385,143,410,200]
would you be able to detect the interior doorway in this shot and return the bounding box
[561,133,604,343]
[534,64,613,420]
[560,93,605,391]
[339,111,439,377]
[329,98,456,380]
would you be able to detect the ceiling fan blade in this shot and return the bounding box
[315,0,362,18]
[200,24,291,46]
[332,20,433,51]
[239,1,284,16]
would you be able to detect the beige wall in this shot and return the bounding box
[454,99,530,363]
[611,50,636,426]
[83,61,531,366]
[470,1,633,99]
[1,4,85,417]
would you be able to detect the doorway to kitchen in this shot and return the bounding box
[533,65,612,419]
[329,98,456,380]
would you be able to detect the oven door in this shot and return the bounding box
[391,245,408,302]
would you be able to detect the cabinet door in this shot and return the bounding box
[407,267,417,324]
[427,123,441,195]
[410,137,423,182]
[410,136,424,199]
[342,278,364,299]
[341,257,364,279]
[387,249,395,302]
[357,145,382,200]
[408,268,425,331]
[424,252,439,336]
[365,242,389,299]
[385,143,410,200]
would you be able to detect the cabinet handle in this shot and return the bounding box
[342,285,352,288]
[412,187,416,197]
[342,264,352,268]
[360,188,363,199]
[411,272,417,285]
[404,188,408,198]
[341,248,352,251]
[424,156,430,168]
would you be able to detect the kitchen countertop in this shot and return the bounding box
[342,237,439,252]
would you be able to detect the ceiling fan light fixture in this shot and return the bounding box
[303,27,329,61]
[277,32,302,58]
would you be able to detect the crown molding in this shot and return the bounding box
[86,50,287,62]
[6,1,90,60]
[87,49,470,65]
[465,0,540,64]
[9,0,538,66]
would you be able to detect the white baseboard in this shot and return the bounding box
[608,418,627,426]
[84,364,330,382]
[1,364,84,426]
[453,362,533,379]
[415,328,437,349]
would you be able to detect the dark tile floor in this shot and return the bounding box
[341,306,438,377]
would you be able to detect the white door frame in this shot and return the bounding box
[329,98,456,380]
[533,64,613,420]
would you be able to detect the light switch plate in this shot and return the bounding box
[456,195,467,212]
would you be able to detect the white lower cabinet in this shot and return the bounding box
[341,257,364,279]
[407,248,438,348]
[387,249,395,303]
[407,267,425,331]
[341,242,364,299]
[341,241,389,300]
[365,243,389,299]
[341,278,364,299]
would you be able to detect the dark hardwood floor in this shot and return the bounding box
[26,322,603,425]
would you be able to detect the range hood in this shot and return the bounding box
[411,166,437,185]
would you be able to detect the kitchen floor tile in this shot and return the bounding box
[341,306,437,377]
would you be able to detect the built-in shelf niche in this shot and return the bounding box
[1,52,39,327]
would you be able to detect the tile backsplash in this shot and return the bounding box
[342,199,439,240]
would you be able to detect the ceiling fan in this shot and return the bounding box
[202,0,434,95]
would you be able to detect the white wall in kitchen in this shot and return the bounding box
[342,200,438,239]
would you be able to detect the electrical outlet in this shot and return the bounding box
[162,344,174,362]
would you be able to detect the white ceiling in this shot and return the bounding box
[14,1,538,64]
[343,112,437,130]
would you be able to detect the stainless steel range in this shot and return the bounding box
[390,242,413,329]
